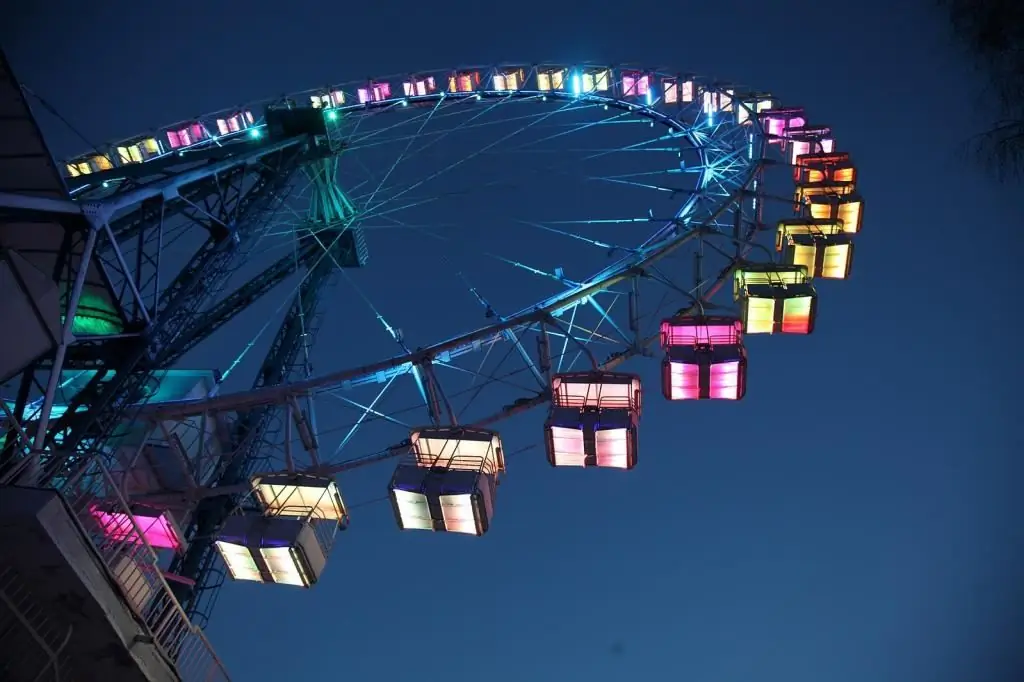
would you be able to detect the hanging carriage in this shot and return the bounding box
[545,372,642,469]
[660,315,747,400]
[389,427,504,536]
[734,264,818,335]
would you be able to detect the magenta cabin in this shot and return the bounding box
[215,111,254,136]
[358,81,392,104]
[759,106,806,142]
[545,372,642,470]
[90,504,188,554]
[620,70,653,99]
[659,315,747,401]
[166,122,208,150]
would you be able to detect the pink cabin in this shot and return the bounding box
[785,125,835,165]
[759,107,806,143]
[620,70,652,99]
[545,372,642,470]
[661,77,695,105]
[403,75,437,99]
[660,315,747,401]
[166,122,208,150]
[358,81,392,104]
[91,505,187,554]
[215,111,254,136]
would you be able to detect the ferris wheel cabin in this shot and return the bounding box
[660,315,748,401]
[90,504,189,554]
[808,194,864,234]
[544,372,642,469]
[794,151,857,198]
[734,264,818,335]
[784,125,835,164]
[251,472,348,524]
[214,474,348,587]
[388,427,504,536]
[759,106,806,143]
[215,514,330,587]
[783,233,855,280]
[492,67,526,91]
[402,75,438,101]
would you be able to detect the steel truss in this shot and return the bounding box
[1,139,316,489]
[1,143,370,629]
[2,58,792,635]
[170,159,361,626]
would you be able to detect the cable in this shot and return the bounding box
[21,84,112,164]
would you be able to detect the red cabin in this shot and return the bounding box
[660,315,747,401]
[794,151,857,200]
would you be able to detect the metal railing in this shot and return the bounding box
[59,456,231,682]
[550,393,638,411]
[406,453,500,476]
[0,564,74,681]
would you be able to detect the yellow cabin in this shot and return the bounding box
[493,68,526,91]
[66,154,114,177]
[808,195,864,234]
[116,138,161,165]
[537,67,567,91]
[311,90,346,108]
[579,68,611,93]
[783,233,855,280]
[250,472,349,523]
[734,264,817,335]
[775,219,844,251]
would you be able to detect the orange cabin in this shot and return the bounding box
[448,71,481,94]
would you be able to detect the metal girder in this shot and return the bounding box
[157,242,318,367]
[173,159,363,623]
[171,223,346,625]
[0,49,68,199]
[157,220,367,368]
[20,144,309,487]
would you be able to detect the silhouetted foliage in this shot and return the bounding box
[937,0,1024,181]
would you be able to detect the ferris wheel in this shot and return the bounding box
[1,60,863,644]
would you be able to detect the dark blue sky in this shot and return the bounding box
[4,1,1021,681]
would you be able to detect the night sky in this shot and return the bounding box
[3,1,1021,681]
